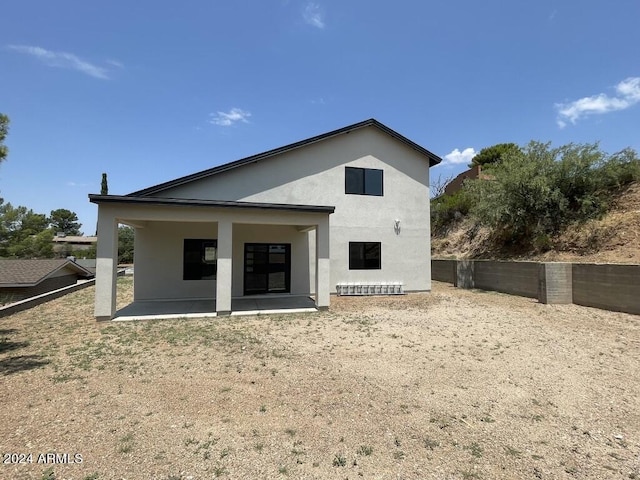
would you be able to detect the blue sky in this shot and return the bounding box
[1,0,639,234]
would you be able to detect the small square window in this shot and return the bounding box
[184,239,217,280]
[349,242,381,270]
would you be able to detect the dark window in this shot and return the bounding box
[349,242,381,270]
[345,167,364,194]
[345,167,383,196]
[183,239,217,280]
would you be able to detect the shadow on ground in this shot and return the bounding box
[0,329,50,375]
[0,355,50,375]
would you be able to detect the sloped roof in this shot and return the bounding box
[0,259,93,287]
[128,118,442,197]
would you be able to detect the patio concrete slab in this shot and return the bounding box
[231,296,317,316]
[113,299,218,321]
[113,296,316,321]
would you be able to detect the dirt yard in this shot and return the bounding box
[1,278,639,480]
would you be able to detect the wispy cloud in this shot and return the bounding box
[209,108,252,127]
[106,59,124,69]
[6,44,115,79]
[555,77,640,128]
[66,181,92,188]
[303,2,325,29]
[438,147,477,167]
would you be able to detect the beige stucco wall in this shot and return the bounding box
[135,221,218,301]
[151,126,432,292]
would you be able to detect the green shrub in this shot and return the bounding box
[465,141,639,248]
[431,189,473,234]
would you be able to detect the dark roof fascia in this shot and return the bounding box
[89,195,335,214]
[127,119,443,197]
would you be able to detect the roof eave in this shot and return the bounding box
[89,195,335,214]
[52,261,94,278]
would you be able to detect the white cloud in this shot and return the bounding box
[209,108,252,127]
[106,59,124,69]
[7,45,111,79]
[555,77,640,128]
[439,147,477,167]
[303,2,325,29]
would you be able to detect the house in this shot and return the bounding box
[89,119,442,320]
[443,164,493,196]
[52,234,97,256]
[0,258,94,304]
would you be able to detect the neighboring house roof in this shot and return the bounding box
[52,236,97,244]
[127,118,443,197]
[0,259,94,287]
[89,195,335,213]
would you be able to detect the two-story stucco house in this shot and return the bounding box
[89,119,442,320]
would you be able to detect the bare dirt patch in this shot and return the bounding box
[1,278,639,479]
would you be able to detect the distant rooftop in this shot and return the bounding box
[52,235,97,244]
[0,259,93,286]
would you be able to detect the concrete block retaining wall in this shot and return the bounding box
[539,263,573,304]
[473,261,539,298]
[431,259,456,284]
[572,264,640,315]
[432,259,639,315]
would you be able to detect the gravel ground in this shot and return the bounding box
[1,278,639,480]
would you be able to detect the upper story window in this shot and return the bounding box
[345,167,383,196]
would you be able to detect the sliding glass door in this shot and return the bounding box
[244,243,291,295]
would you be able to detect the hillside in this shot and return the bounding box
[432,181,640,264]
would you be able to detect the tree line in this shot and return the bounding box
[0,204,83,258]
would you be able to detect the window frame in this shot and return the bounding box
[345,167,384,196]
[348,242,382,270]
[183,238,218,280]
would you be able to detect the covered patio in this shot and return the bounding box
[112,295,317,321]
[90,195,334,321]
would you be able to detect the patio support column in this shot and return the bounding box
[315,215,330,310]
[95,206,118,321]
[216,218,233,315]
